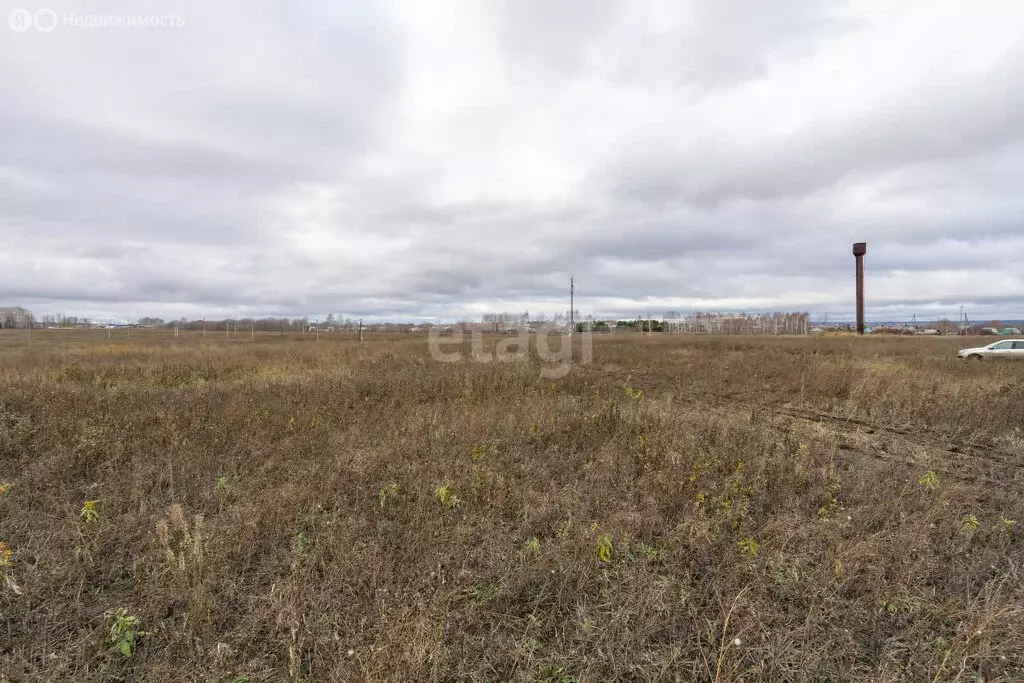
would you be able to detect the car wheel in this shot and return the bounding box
[969,354,983,361]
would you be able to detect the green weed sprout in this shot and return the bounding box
[80,499,100,523]
[378,483,400,508]
[918,470,938,491]
[596,534,613,562]
[435,485,461,509]
[105,608,149,658]
[738,537,761,557]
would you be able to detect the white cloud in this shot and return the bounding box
[1,0,1023,322]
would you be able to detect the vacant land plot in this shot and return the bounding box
[1,330,1022,681]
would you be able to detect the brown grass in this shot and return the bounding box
[1,329,1022,681]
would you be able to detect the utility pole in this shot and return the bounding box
[251,318,254,340]
[359,318,364,342]
[569,274,575,336]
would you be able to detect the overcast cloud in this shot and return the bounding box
[2,0,1023,323]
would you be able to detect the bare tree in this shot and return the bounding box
[0,306,33,329]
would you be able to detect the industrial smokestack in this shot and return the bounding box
[853,242,867,334]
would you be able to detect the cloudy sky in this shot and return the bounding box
[2,0,1023,323]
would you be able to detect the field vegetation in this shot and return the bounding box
[1,330,1022,681]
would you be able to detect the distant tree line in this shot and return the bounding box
[39,314,93,328]
[662,312,810,335]
[0,306,34,329]
[5,305,1013,337]
[867,319,1017,335]
[160,317,311,332]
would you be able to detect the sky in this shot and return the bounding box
[2,0,1023,324]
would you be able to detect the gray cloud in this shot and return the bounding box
[1,0,1023,323]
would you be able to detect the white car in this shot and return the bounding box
[958,339,1024,360]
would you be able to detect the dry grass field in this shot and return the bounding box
[1,330,1022,681]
